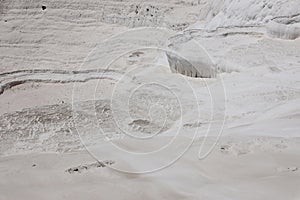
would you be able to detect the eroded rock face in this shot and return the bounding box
[166,52,216,78]
[166,35,216,78]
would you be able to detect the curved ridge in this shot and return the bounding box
[0,69,122,95]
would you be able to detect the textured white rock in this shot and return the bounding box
[267,19,300,40]
[205,0,300,28]
[166,35,216,78]
[196,0,300,39]
[0,1,300,199]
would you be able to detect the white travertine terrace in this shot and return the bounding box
[0,0,300,199]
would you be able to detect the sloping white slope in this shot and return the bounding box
[201,0,300,39]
